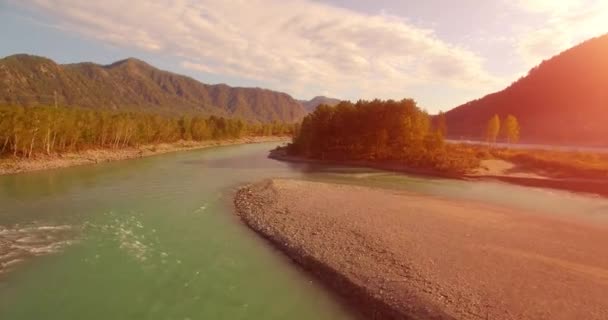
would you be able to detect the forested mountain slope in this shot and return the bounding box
[445,34,608,146]
[0,54,307,122]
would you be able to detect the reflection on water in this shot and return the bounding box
[0,157,163,210]
[0,142,607,320]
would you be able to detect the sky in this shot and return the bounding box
[1,0,607,112]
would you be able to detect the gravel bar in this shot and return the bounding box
[234,179,608,320]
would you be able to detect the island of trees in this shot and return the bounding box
[0,106,295,158]
[287,100,608,179]
[289,99,479,173]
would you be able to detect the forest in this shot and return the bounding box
[0,106,295,158]
[289,99,480,173]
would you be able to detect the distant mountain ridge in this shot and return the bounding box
[298,96,341,112]
[445,34,608,146]
[0,54,307,122]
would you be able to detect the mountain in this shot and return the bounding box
[298,96,341,112]
[445,34,608,146]
[0,54,307,122]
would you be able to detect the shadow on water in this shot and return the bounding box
[182,153,283,169]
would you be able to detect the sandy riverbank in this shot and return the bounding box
[234,179,608,320]
[269,148,608,197]
[471,159,608,196]
[0,136,289,176]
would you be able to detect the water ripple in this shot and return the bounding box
[0,223,76,275]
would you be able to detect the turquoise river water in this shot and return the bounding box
[1,142,607,319]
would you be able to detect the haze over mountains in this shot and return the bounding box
[0,54,309,123]
[298,96,341,112]
[446,34,608,146]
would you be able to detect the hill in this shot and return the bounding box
[445,34,608,146]
[298,96,341,112]
[0,54,307,122]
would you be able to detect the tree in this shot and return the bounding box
[502,114,520,143]
[0,105,295,158]
[287,99,483,173]
[290,99,440,161]
[436,111,447,138]
[486,114,500,144]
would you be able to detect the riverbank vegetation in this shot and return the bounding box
[0,106,296,158]
[289,99,481,173]
[490,148,608,179]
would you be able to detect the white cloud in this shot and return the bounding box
[13,0,501,102]
[515,0,584,14]
[180,61,215,74]
[513,0,608,66]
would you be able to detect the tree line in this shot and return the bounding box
[0,106,295,158]
[289,99,479,173]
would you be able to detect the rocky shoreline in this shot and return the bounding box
[0,136,289,176]
[235,180,437,320]
[234,179,608,320]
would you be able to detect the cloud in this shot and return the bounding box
[513,0,608,66]
[12,0,500,102]
[180,61,215,74]
[514,0,584,14]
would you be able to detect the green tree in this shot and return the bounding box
[502,114,520,143]
[486,114,500,144]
